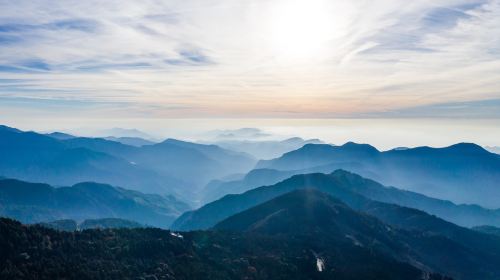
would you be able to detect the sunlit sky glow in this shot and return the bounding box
[0,0,499,137]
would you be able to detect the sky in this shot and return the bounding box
[0,0,499,145]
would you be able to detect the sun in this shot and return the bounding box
[267,0,346,60]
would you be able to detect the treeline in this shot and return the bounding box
[0,218,445,280]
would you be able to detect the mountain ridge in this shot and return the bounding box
[256,142,500,207]
[0,178,190,228]
[213,189,500,279]
[196,169,500,228]
[0,125,256,203]
[0,217,448,280]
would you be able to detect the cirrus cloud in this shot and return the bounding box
[0,0,499,119]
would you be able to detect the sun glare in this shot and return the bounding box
[268,0,347,60]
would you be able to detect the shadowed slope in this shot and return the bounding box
[214,189,500,280]
[0,217,448,280]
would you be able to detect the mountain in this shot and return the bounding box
[36,219,78,231]
[62,136,137,157]
[36,218,143,231]
[0,124,21,133]
[130,139,256,190]
[96,127,153,139]
[0,126,182,195]
[186,172,500,278]
[104,136,155,147]
[257,142,380,170]
[79,218,143,230]
[486,146,500,154]
[473,225,500,237]
[177,170,500,229]
[214,189,500,279]
[0,178,190,228]
[0,217,448,280]
[0,125,256,202]
[201,160,377,204]
[209,137,324,159]
[202,168,296,204]
[46,131,76,140]
[256,142,500,207]
[160,138,256,172]
[215,189,391,235]
[61,136,256,191]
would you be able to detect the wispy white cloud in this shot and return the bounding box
[362,98,500,118]
[0,0,499,119]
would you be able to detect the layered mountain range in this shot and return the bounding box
[173,170,500,229]
[0,125,255,203]
[207,137,324,159]
[2,124,500,279]
[256,142,500,207]
[0,178,189,228]
[3,186,500,279]
[214,189,500,279]
[199,170,500,228]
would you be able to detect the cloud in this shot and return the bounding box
[0,0,498,119]
[76,62,152,72]
[165,50,213,66]
[364,98,500,118]
[0,19,99,33]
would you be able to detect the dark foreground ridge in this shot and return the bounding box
[213,189,500,280]
[0,211,449,279]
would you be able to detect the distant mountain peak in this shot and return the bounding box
[161,138,210,147]
[282,137,324,145]
[47,132,76,140]
[341,141,379,152]
[330,169,359,177]
[296,142,379,153]
[445,142,489,154]
[159,138,223,151]
[0,125,22,133]
[160,138,187,145]
[97,127,153,139]
[299,143,333,150]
